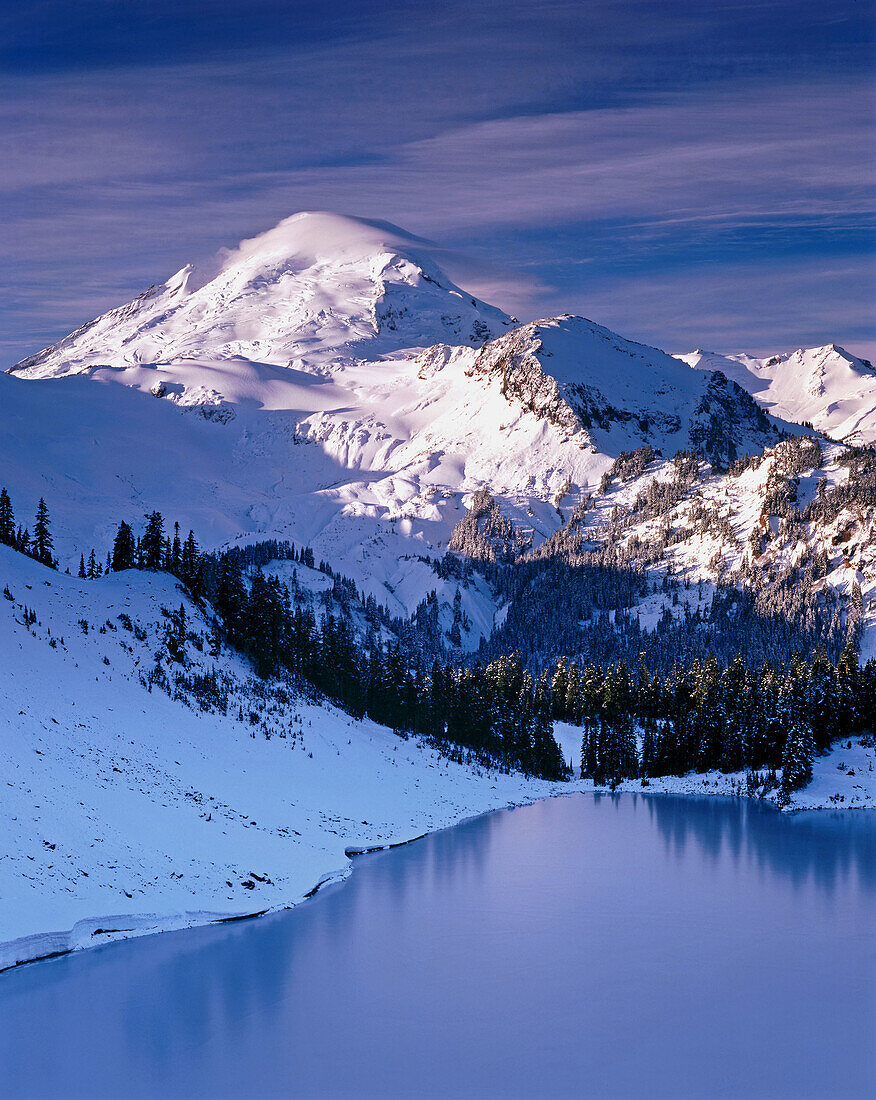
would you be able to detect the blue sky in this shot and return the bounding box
[2,0,874,364]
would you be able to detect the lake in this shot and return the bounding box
[1,794,873,1099]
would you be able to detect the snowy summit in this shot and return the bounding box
[11,212,512,377]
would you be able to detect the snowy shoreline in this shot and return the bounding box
[553,721,876,812]
[0,792,559,975]
[0,547,570,975]
[4,763,873,977]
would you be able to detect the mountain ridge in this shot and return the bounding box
[4,210,873,664]
[679,344,876,444]
[0,211,822,632]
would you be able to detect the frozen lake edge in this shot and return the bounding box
[4,770,872,977]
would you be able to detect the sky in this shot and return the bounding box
[2,0,874,365]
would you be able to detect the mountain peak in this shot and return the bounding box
[466,314,783,466]
[679,343,876,443]
[10,212,511,379]
[217,211,434,270]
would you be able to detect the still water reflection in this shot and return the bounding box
[2,794,874,1099]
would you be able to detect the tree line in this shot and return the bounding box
[4,487,870,795]
[201,552,568,780]
[549,645,870,801]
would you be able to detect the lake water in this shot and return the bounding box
[2,794,874,1099]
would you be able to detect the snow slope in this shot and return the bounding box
[680,345,876,444]
[0,545,567,971]
[0,350,594,640]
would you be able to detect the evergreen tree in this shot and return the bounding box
[640,715,659,776]
[215,556,247,644]
[837,641,860,736]
[181,530,200,591]
[780,709,816,797]
[244,569,288,678]
[719,655,749,772]
[532,670,565,779]
[0,488,14,546]
[580,714,601,779]
[551,657,569,719]
[808,647,840,751]
[32,498,55,568]
[448,587,463,647]
[171,522,182,575]
[594,711,638,786]
[111,521,137,571]
[141,511,165,570]
[565,663,582,724]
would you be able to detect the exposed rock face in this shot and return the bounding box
[467,316,783,467]
[688,372,776,469]
[468,324,584,437]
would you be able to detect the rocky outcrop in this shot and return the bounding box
[467,323,585,437]
[467,316,785,467]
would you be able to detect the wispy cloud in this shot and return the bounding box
[1,0,872,362]
[566,257,876,362]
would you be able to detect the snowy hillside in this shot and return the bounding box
[3,535,871,973]
[0,544,566,971]
[680,345,876,444]
[10,212,512,377]
[3,533,870,973]
[484,432,876,662]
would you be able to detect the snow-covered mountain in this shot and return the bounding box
[3,210,875,973]
[467,315,780,466]
[3,213,787,609]
[6,209,873,665]
[10,212,512,377]
[679,344,876,444]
